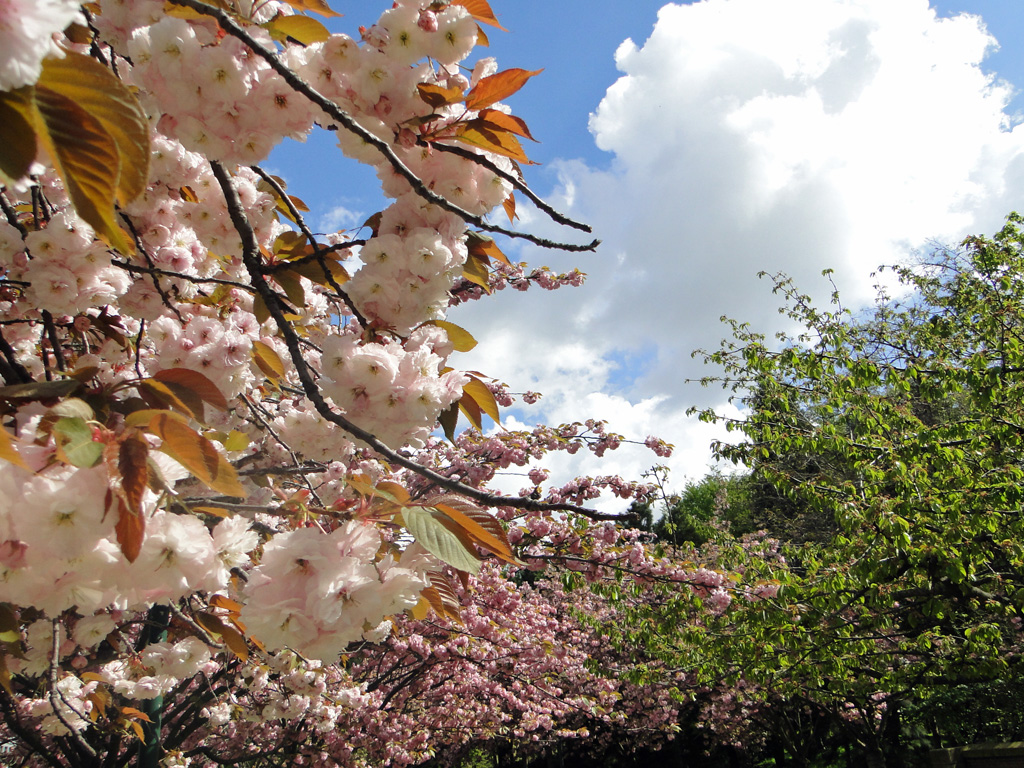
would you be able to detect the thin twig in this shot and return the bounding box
[237,464,327,477]
[170,603,224,650]
[425,141,592,233]
[111,260,255,292]
[119,213,185,323]
[0,189,27,236]
[240,393,325,507]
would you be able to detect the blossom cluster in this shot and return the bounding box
[0,0,702,764]
[0,0,498,653]
[240,524,434,660]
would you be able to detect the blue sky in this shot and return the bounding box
[272,0,1024,506]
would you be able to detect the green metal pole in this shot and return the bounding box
[136,604,170,768]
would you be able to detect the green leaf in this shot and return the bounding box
[53,417,103,468]
[402,506,483,574]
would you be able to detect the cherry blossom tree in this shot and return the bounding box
[0,1,707,766]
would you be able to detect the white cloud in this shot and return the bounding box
[317,204,364,233]
[450,0,1024,500]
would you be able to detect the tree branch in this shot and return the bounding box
[209,161,617,521]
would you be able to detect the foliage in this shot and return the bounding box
[626,469,754,546]
[682,217,1024,763]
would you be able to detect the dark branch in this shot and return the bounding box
[209,161,618,521]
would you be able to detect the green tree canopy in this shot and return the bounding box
[667,215,1024,764]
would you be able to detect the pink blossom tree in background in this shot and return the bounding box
[0,1,726,765]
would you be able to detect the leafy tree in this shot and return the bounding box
[628,469,754,547]
[686,216,1024,765]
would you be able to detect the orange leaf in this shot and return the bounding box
[416,83,465,109]
[124,409,189,430]
[457,388,483,431]
[264,14,330,45]
[209,594,243,614]
[0,655,13,697]
[430,572,462,615]
[251,340,286,382]
[461,252,491,292]
[192,505,232,518]
[465,68,542,111]
[409,595,430,621]
[137,379,196,419]
[288,256,350,289]
[197,611,250,660]
[477,108,536,141]
[273,230,308,258]
[431,496,514,557]
[455,124,535,165]
[153,369,229,412]
[0,88,38,186]
[419,585,445,620]
[120,707,152,723]
[462,376,501,425]
[434,503,518,565]
[438,401,459,442]
[451,0,507,30]
[426,320,477,353]
[466,232,510,265]
[281,0,341,17]
[0,427,29,471]
[502,192,517,224]
[118,435,149,515]
[374,481,411,505]
[147,413,246,498]
[113,496,145,564]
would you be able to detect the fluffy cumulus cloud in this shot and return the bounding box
[452,0,1024,501]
